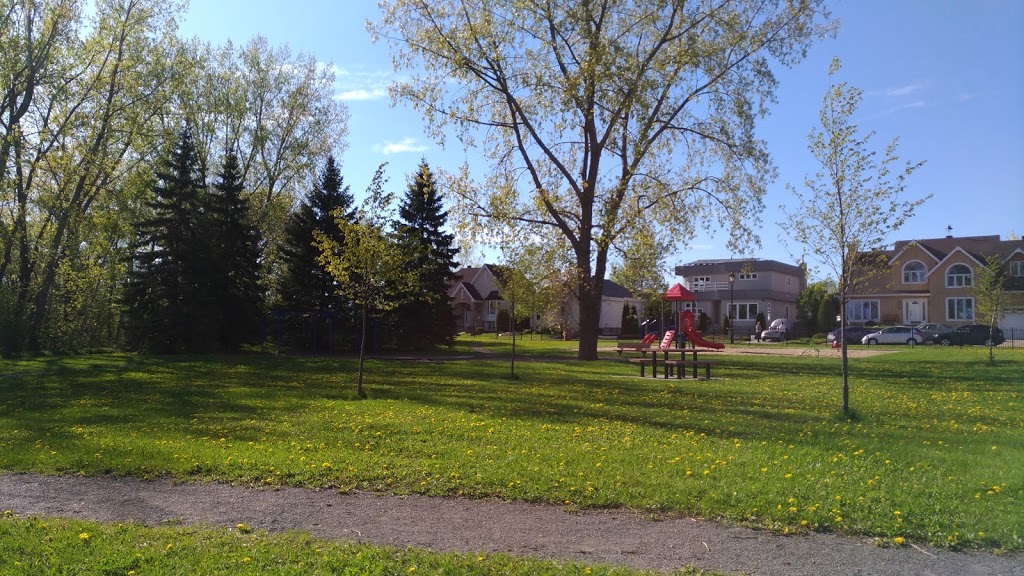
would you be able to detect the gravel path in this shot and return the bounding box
[2,474,1020,575]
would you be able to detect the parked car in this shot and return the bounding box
[861,326,925,346]
[826,326,872,345]
[914,323,953,343]
[934,325,1006,346]
[760,318,791,342]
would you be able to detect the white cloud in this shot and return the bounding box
[326,64,392,102]
[867,83,925,98]
[336,88,389,101]
[885,84,923,97]
[373,137,430,155]
[888,100,926,113]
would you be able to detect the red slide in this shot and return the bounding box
[678,310,725,350]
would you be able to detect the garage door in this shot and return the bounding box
[1001,311,1024,334]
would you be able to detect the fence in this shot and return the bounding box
[690,325,1023,349]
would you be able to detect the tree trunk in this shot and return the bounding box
[357,304,367,398]
[511,310,516,378]
[576,276,603,361]
[840,314,850,417]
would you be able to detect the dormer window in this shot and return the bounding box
[1011,261,1024,277]
[946,264,973,288]
[902,261,926,284]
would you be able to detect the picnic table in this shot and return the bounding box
[629,346,718,380]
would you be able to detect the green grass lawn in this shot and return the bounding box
[1,343,1021,553]
[0,514,704,575]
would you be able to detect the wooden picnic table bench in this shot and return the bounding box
[629,357,718,379]
[628,344,719,380]
[662,359,718,380]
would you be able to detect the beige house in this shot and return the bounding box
[849,235,1024,330]
[449,265,506,333]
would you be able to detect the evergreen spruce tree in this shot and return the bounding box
[392,160,459,349]
[124,127,211,352]
[209,150,264,351]
[277,156,356,351]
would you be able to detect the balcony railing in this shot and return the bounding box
[689,282,732,292]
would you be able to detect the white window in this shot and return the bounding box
[692,276,710,285]
[729,303,758,321]
[946,264,973,288]
[946,297,974,321]
[846,300,880,323]
[682,302,704,316]
[738,273,758,280]
[1011,261,1024,277]
[487,301,499,315]
[902,260,926,284]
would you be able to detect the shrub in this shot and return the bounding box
[496,308,511,332]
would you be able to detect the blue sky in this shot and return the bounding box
[180,0,1023,280]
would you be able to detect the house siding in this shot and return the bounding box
[851,235,1024,330]
[674,259,807,329]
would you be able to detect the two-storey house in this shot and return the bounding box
[674,259,807,329]
[449,265,641,335]
[449,265,506,333]
[849,234,1024,330]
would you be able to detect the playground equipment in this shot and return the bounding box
[663,283,725,350]
[678,309,725,350]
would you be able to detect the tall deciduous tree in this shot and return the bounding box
[392,160,460,350]
[782,59,928,416]
[315,166,414,397]
[1,0,183,352]
[209,150,264,351]
[176,36,351,306]
[609,226,669,304]
[371,0,832,359]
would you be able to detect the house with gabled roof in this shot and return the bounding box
[449,265,506,333]
[449,264,641,335]
[849,234,1024,331]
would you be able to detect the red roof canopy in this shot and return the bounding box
[663,283,697,302]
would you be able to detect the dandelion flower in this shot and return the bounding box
[79,532,90,542]
[894,537,905,545]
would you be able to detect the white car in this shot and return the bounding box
[861,326,925,346]
[760,318,791,341]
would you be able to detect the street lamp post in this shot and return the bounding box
[728,271,736,344]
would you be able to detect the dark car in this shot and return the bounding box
[934,325,1006,346]
[826,326,872,345]
[914,323,953,343]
